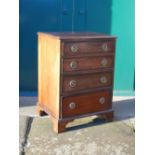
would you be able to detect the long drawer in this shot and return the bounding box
[63,39,115,56]
[62,90,112,117]
[63,56,114,72]
[63,71,113,92]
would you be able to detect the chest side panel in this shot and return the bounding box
[38,34,60,118]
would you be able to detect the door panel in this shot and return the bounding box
[19,0,60,91]
[74,0,86,31]
[60,0,73,31]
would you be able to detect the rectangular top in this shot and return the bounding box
[37,32,116,40]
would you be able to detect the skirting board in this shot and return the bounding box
[19,91,135,97]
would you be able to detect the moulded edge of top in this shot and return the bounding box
[37,32,117,40]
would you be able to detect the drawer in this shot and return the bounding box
[63,40,115,56]
[63,72,113,92]
[62,90,112,117]
[63,56,114,72]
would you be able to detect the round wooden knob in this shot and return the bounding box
[69,102,76,109]
[70,44,78,53]
[102,43,108,52]
[99,97,105,104]
[69,80,77,88]
[100,76,107,84]
[70,61,77,69]
[101,58,108,67]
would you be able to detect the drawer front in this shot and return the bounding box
[63,72,113,92]
[64,40,115,56]
[62,90,112,117]
[63,56,114,72]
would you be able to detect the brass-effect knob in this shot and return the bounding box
[69,80,77,88]
[70,44,78,53]
[99,97,105,104]
[100,76,107,84]
[69,102,76,109]
[101,58,108,67]
[70,61,77,69]
[102,43,108,52]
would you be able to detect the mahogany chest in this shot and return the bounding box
[36,32,116,133]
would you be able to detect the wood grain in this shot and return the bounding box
[38,34,60,119]
[64,40,115,56]
[37,32,116,133]
[62,90,112,117]
[38,32,116,40]
[63,56,114,71]
[63,71,113,92]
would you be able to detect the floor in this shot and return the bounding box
[19,96,135,155]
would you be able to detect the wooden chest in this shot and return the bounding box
[36,32,116,133]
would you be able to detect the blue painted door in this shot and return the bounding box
[20,0,135,95]
[19,0,61,91]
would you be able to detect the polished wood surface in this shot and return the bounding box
[51,117,74,133]
[38,34,60,119]
[37,32,116,133]
[62,90,112,117]
[38,32,116,40]
[63,56,114,71]
[63,72,113,92]
[64,40,115,56]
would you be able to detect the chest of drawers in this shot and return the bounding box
[36,32,116,133]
